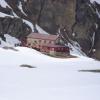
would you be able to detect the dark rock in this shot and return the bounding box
[71,0,100,59]
[0,17,31,39]
[0,6,12,15]
[0,34,6,41]
[20,64,36,68]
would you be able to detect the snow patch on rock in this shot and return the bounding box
[90,0,100,4]
[36,24,49,34]
[18,1,27,16]
[0,0,9,8]
[0,34,21,47]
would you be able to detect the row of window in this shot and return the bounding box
[33,40,54,44]
[42,47,69,51]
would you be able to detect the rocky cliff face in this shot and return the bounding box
[4,0,76,34]
[0,17,31,38]
[72,0,100,59]
[0,0,100,60]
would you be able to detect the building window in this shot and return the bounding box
[58,48,60,50]
[39,40,41,43]
[49,41,51,44]
[51,48,54,51]
[61,48,63,51]
[32,40,37,46]
[44,40,46,44]
[52,41,54,44]
[35,41,37,43]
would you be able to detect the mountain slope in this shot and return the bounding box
[0,0,48,38]
[0,0,100,59]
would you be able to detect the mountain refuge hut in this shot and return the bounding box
[26,33,70,56]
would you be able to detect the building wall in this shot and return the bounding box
[27,37,57,47]
[26,37,70,57]
[49,50,69,56]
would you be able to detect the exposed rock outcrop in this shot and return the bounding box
[0,17,31,38]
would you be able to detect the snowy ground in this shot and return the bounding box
[0,34,21,47]
[0,47,100,100]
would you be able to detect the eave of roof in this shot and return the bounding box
[27,33,59,41]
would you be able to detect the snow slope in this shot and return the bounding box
[4,34,21,46]
[0,47,100,100]
[0,34,21,47]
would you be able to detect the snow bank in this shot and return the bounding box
[0,34,20,47]
[4,34,21,46]
[0,38,11,47]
